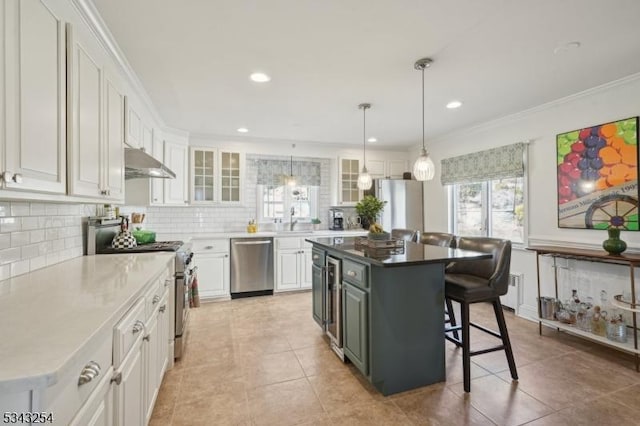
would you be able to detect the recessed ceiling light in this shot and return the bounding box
[367,137,377,143]
[446,100,462,109]
[250,72,271,83]
[237,127,249,133]
[553,41,581,54]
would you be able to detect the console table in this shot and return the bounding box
[528,245,639,371]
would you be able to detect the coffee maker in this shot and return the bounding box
[328,208,344,230]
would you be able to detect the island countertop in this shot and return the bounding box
[306,236,491,267]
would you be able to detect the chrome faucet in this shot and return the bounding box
[290,206,298,231]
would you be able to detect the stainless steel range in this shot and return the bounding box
[86,218,194,359]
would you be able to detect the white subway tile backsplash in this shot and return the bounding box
[0,202,93,281]
[10,202,30,217]
[0,247,21,265]
[0,234,9,250]
[10,232,30,248]
[0,218,20,233]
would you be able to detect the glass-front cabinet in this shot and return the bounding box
[339,157,361,205]
[190,147,243,204]
[220,151,241,202]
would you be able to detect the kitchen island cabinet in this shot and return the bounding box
[307,236,491,395]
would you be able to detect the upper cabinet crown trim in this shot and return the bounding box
[69,0,165,128]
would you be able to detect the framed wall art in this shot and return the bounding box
[557,116,639,230]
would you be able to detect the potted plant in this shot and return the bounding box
[311,218,321,231]
[355,195,387,230]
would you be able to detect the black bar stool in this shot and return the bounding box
[444,237,518,392]
[419,232,459,339]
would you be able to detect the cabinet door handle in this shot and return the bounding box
[78,361,101,386]
[224,254,229,258]
[132,320,144,334]
[153,294,161,305]
[143,334,151,342]
[12,173,22,184]
[347,270,357,277]
[159,305,166,313]
[153,198,158,202]
[100,190,108,196]
[111,372,122,385]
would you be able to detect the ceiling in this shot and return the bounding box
[93,0,640,148]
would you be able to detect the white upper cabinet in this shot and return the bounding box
[66,21,124,202]
[141,124,153,155]
[338,157,361,205]
[103,74,125,201]
[163,141,188,205]
[190,147,216,203]
[366,159,407,180]
[2,0,67,194]
[125,101,142,149]
[189,148,243,204]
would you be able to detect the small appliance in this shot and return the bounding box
[329,208,344,230]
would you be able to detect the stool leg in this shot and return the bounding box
[461,301,471,392]
[445,298,460,341]
[493,299,518,381]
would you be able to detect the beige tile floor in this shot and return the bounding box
[150,292,640,425]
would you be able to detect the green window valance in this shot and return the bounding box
[440,142,526,185]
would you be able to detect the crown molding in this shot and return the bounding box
[69,0,166,127]
[429,72,640,146]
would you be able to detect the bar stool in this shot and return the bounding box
[391,228,418,242]
[444,237,518,392]
[419,232,456,248]
[419,232,458,339]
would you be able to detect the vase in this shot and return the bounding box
[602,228,627,255]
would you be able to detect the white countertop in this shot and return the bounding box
[0,253,174,393]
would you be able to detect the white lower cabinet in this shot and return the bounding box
[70,366,114,426]
[114,336,144,426]
[143,308,160,423]
[275,237,312,291]
[192,240,230,299]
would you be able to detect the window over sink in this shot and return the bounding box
[257,185,319,222]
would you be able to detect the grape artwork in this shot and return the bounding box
[556,117,639,230]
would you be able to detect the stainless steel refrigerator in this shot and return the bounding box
[369,179,424,231]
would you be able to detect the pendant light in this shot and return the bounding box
[285,144,296,187]
[412,57,435,181]
[357,103,373,190]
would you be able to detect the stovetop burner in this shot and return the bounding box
[97,240,184,254]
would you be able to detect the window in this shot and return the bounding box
[258,185,319,222]
[451,177,525,243]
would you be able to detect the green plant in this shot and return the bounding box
[311,218,321,224]
[355,195,387,224]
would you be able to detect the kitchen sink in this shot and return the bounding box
[276,230,312,235]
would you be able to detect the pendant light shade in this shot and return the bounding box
[413,58,435,182]
[357,103,373,190]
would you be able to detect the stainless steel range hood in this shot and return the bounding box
[124,147,176,179]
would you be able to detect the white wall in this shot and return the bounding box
[422,73,640,319]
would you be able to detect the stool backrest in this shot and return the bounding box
[446,237,511,295]
[391,228,418,242]
[419,232,456,248]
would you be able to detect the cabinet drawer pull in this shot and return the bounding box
[347,270,357,277]
[152,294,161,305]
[159,305,166,313]
[143,334,151,342]
[78,361,101,386]
[132,320,144,334]
[204,245,213,250]
[111,372,122,385]
[12,173,22,184]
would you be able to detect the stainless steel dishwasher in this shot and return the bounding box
[230,237,274,298]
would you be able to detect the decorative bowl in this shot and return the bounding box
[368,231,390,241]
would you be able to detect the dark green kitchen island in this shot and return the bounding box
[307,236,491,396]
